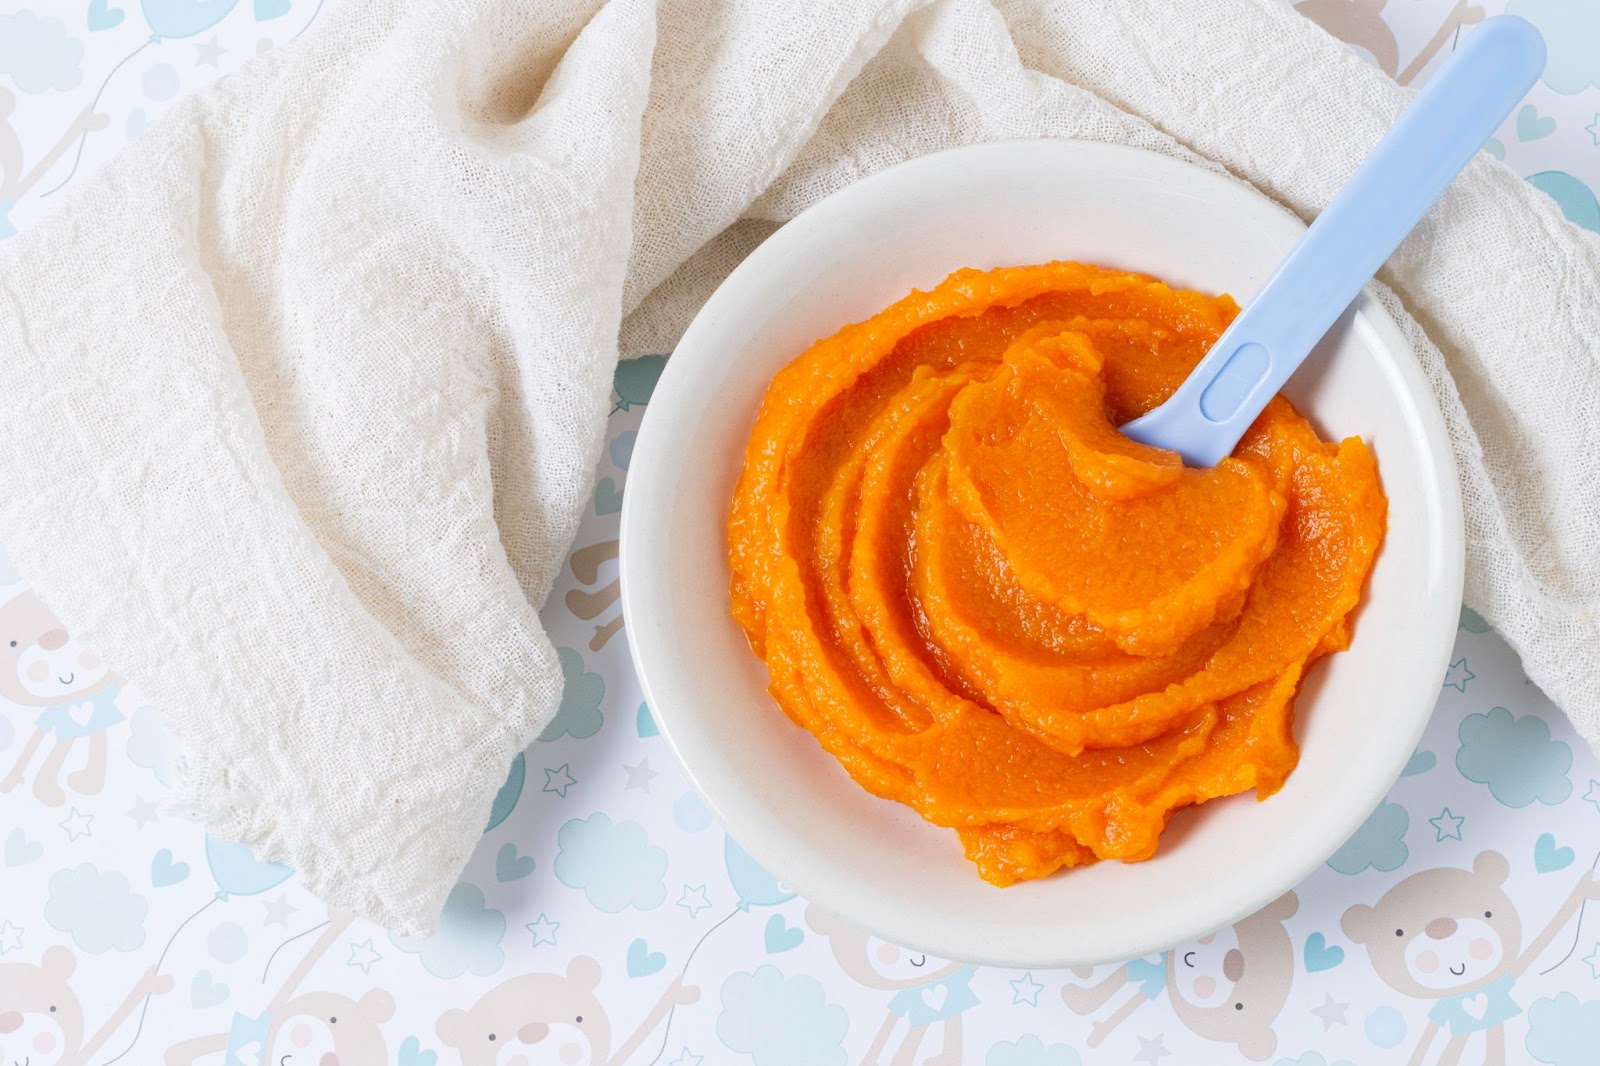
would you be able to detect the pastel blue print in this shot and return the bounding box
[126,705,176,784]
[1506,0,1600,94]
[0,13,83,94]
[717,965,848,1066]
[45,862,148,953]
[1527,171,1600,234]
[1126,955,1166,999]
[1271,1055,1354,1066]
[1526,993,1600,1066]
[673,792,712,832]
[614,355,667,410]
[397,1037,439,1066]
[610,429,636,470]
[726,835,794,911]
[986,1034,1082,1066]
[205,835,291,898]
[208,921,247,963]
[1430,974,1520,1035]
[888,968,977,1025]
[539,646,604,740]
[554,812,667,912]
[1365,1005,1407,1049]
[1326,801,1408,874]
[1457,706,1572,807]
[1401,750,1437,777]
[37,686,122,741]
[390,882,505,979]
[483,752,525,832]
[140,0,241,41]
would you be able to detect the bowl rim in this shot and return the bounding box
[619,137,1466,965]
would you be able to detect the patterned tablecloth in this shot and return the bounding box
[3,2,1599,1064]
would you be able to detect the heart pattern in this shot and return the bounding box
[4,828,42,867]
[764,913,804,954]
[397,1037,439,1066]
[1401,750,1437,777]
[151,847,191,887]
[1303,932,1345,973]
[495,842,535,882]
[921,982,950,1011]
[636,702,659,738]
[1534,832,1576,873]
[87,0,125,31]
[191,970,229,1008]
[1517,104,1556,142]
[595,477,624,515]
[626,937,665,977]
[1461,992,1489,1021]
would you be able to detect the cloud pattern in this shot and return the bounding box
[1457,706,1572,808]
[1326,801,1408,875]
[45,862,147,953]
[0,12,83,94]
[539,646,604,741]
[554,812,667,913]
[1506,0,1600,93]
[390,882,505,979]
[988,1035,1083,1066]
[1526,994,1600,1066]
[718,966,848,1066]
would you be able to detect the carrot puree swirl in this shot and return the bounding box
[727,261,1386,886]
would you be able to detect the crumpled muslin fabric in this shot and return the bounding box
[1,0,1594,934]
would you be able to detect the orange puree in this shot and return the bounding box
[727,261,1386,886]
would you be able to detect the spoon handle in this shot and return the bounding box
[1122,15,1546,468]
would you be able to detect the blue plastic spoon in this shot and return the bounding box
[1121,15,1546,467]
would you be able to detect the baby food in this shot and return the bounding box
[727,261,1385,886]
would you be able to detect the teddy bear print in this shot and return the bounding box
[437,955,698,1066]
[0,88,107,235]
[0,944,173,1066]
[0,588,124,806]
[1062,891,1298,1061]
[164,912,394,1066]
[805,904,977,1066]
[1342,850,1600,1066]
[566,540,624,651]
[1295,0,1486,85]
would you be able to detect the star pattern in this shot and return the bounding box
[195,36,226,68]
[624,757,659,793]
[543,764,577,797]
[1582,941,1600,980]
[1133,1034,1169,1065]
[669,1051,703,1066]
[1587,114,1600,147]
[527,913,560,947]
[1009,972,1044,1006]
[262,893,297,928]
[1429,807,1465,842]
[1442,658,1475,692]
[0,921,21,955]
[346,938,382,974]
[1584,779,1600,813]
[677,884,711,919]
[59,807,93,841]
[1312,992,1350,1030]
[126,795,158,828]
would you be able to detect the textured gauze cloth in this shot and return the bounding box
[0,0,1596,935]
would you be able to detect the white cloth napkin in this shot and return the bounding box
[1,0,1595,935]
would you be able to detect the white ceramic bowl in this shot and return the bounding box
[619,140,1464,967]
